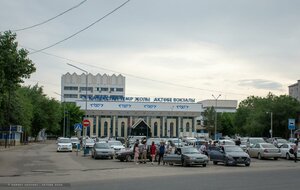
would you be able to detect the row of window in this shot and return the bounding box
[64,86,123,92]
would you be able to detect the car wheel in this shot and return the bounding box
[183,160,188,167]
[258,153,262,160]
[202,164,207,167]
[245,163,250,167]
[213,161,218,165]
[224,159,229,166]
[120,159,124,162]
[274,157,278,160]
[155,154,159,162]
[126,155,132,162]
[111,156,114,160]
[286,153,291,160]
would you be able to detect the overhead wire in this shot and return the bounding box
[10,0,88,32]
[29,0,131,55]
[21,45,250,97]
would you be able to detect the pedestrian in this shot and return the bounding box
[200,142,208,156]
[141,139,147,164]
[134,143,140,164]
[158,141,165,165]
[150,141,156,165]
[235,138,241,146]
[293,138,299,163]
[273,138,278,147]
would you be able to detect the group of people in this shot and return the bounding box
[133,139,167,165]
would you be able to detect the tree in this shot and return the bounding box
[202,107,217,137]
[63,102,85,137]
[0,31,36,127]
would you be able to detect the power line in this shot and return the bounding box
[21,45,250,97]
[10,0,88,32]
[29,0,131,55]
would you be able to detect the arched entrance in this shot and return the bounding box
[131,119,152,137]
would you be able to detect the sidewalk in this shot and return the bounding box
[0,140,53,151]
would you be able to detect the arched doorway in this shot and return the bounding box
[131,119,152,137]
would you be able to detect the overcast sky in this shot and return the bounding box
[1,0,299,103]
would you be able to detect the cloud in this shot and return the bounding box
[238,79,283,91]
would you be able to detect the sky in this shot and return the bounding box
[1,0,299,103]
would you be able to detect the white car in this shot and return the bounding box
[70,137,80,148]
[108,141,125,151]
[57,138,72,152]
[279,143,300,160]
[83,138,95,148]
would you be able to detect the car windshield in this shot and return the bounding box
[262,144,277,148]
[182,148,199,154]
[250,138,265,144]
[108,141,122,146]
[224,146,243,152]
[71,138,79,142]
[95,143,109,149]
[58,139,71,143]
[277,139,288,143]
[172,139,182,143]
[85,139,94,143]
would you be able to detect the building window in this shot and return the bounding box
[64,94,78,98]
[79,87,93,92]
[64,86,78,91]
[154,122,158,137]
[170,122,174,138]
[121,122,125,137]
[186,122,190,132]
[101,87,108,92]
[104,122,108,137]
[110,88,115,92]
[116,88,123,92]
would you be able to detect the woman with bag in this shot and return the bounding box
[150,141,156,165]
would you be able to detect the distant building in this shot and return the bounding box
[289,80,300,101]
[61,72,238,138]
[61,72,125,103]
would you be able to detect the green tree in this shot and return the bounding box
[63,102,85,137]
[0,31,36,127]
[202,107,217,137]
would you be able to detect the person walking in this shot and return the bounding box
[293,138,299,163]
[141,139,147,164]
[150,141,156,165]
[158,141,165,165]
[134,143,140,164]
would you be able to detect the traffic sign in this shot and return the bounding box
[74,123,83,131]
[82,119,90,127]
[288,119,295,130]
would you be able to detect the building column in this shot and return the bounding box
[113,116,116,137]
[173,118,177,137]
[162,117,165,137]
[96,116,99,137]
[193,117,197,137]
[89,117,93,137]
[178,117,181,138]
[124,118,128,138]
[100,117,104,137]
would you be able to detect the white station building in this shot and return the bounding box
[61,73,238,138]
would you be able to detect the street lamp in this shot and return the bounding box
[54,92,66,137]
[212,94,221,140]
[266,112,273,138]
[67,63,88,136]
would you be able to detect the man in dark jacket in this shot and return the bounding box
[158,141,165,165]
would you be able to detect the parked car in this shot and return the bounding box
[108,141,125,151]
[57,138,72,152]
[209,145,251,166]
[218,139,236,146]
[246,137,266,148]
[163,147,209,167]
[279,143,300,160]
[115,146,134,162]
[168,138,183,147]
[91,142,115,159]
[83,138,95,148]
[70,137,80,148]
[267,137,288,147]
[247,143,281,160]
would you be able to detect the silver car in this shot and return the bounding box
[279,143,300,160]
[91,142,115,159]
[247,143,281,160]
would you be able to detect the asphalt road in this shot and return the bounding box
[0,141,299,190]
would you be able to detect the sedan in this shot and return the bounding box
[247,143,281,160]
[164,147,209,167]
[91,142,115,159]
[209,145,250,166]
[279,143,300,160]
[115,147,134,162]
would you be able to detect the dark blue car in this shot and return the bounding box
[209,145,251,166]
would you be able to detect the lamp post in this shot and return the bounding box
[54,92,66,137]
[212,94,221,140]
[267,112,273,138]
[67,63,88,136]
